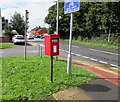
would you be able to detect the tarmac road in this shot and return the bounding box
[1,43,39,57]
[1,38,119,68]
[26,38,120,68]
[60,40,120,68]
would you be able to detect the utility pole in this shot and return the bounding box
[24,10,29,60]
[0,7,2,37]
[54,0,59,60]
[56,0,59,35]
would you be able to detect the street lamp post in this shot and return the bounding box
[53,0,59,35]
[53,0,59,60]
[56,0,59,35]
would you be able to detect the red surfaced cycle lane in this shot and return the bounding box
[59,57,120,86]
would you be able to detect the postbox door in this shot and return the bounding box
[51,38,59,56]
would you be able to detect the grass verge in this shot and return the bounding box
[1,56,96,100]
[0,43,14,49]
[62,39,119,50]
[73,40,119,49]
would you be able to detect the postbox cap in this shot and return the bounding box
[46,34,60,38]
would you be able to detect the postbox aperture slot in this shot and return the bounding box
[52,38,58,43]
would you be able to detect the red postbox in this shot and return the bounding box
[44,34,60,56]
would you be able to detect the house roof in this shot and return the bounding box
[31,26,47,35]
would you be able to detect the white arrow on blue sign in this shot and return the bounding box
[64,0,80,14]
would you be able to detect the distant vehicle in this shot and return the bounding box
[12,35,25,44]
[34,35,43,38]
[35,35,41,38]
[40,36,45,39]
[27,33,34,39]
[33,35,37,38]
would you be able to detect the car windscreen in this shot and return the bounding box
[17,36,24,39]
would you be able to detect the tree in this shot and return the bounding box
[2,17,12,36]
[45,2,120,40]
[45,2,71,38]
[10,12,25,35]
[2,17,8,31]
[105,2,120,43]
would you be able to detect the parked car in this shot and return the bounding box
[12,35,25,44]
[35,35,41,38]
[40,36,45,39]
[27,33,34,39]
[33,35,44,39]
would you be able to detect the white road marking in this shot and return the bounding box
[99,61,108,64]
[82,56,89,59]
[75,54,81,56]
[72,45,79,48]
[89,48,119,55]
[100,50,119,55]
[89,49,99,52]
[39,44,44,47]
[61,49,65,52]
[71,52,75,55]
[66,51,69,53]
[0,52,4,53]
[110,64,119,68]
[90,58,97,61]
[27,51,38,53]
[60,49,119,68]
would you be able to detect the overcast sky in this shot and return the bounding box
[0,0,57,30]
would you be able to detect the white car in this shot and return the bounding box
[27,33,34,39]
[12,35,25,44]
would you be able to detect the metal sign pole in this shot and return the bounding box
[24,30,27,60]
[50,56,53,82]
[64,0,80,74]
[38,44,40,56]
[24,10,27,60]
[40,44,42,57]
[24,10,29,60]
[55,0,59,60]
[67,13,73,74]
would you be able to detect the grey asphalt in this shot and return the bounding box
[78,78,119,101]
[25,39,120,68]
[1,43,40,57]
[60,40,120,68]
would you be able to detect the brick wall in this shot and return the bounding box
[0,36,11,43]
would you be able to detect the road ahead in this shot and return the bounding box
[60,41,120,68]
[30,38,119,68]
[1,38,119,68]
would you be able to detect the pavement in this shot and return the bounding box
[45,58,120,101]
[52,87,93,100]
